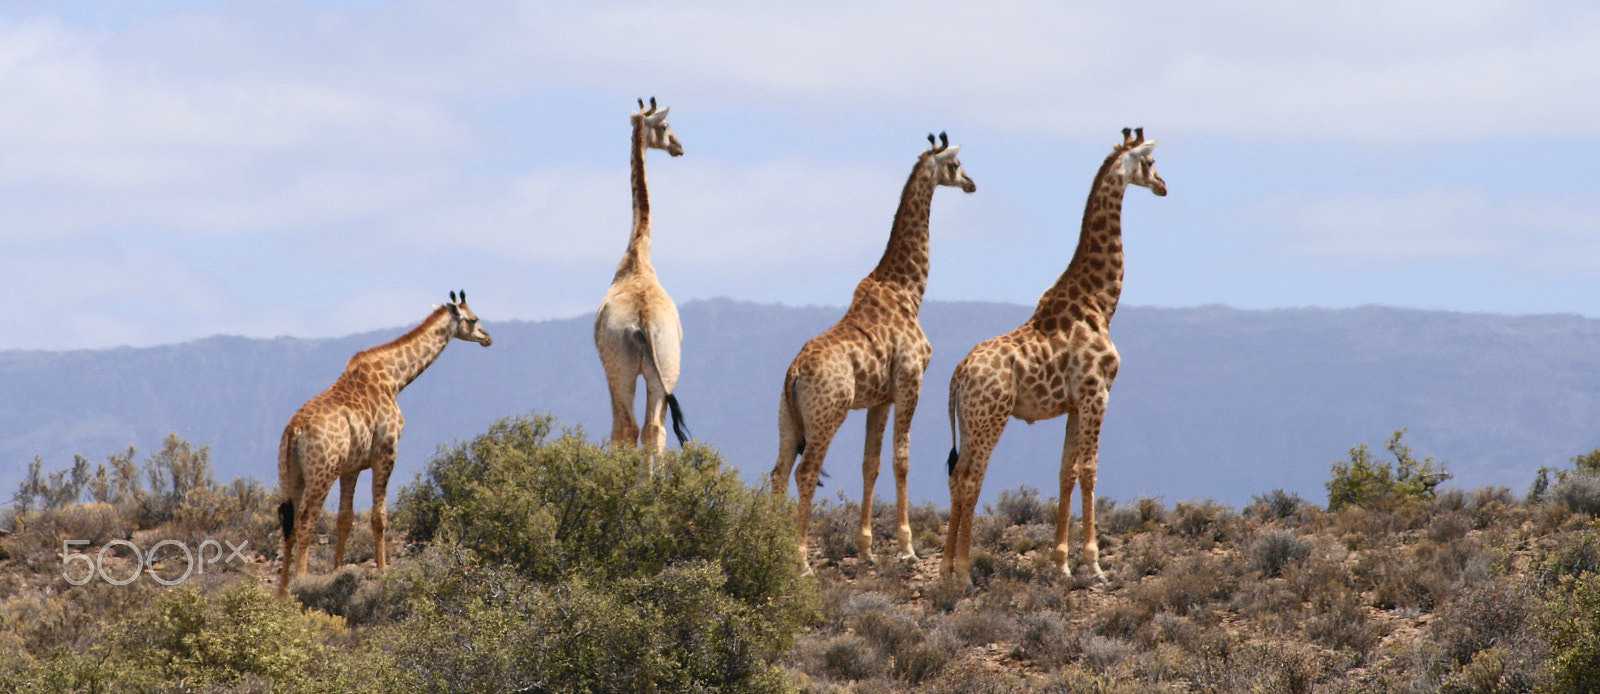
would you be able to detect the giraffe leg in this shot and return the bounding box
[1052,411,1080,575]
[289,474,334,582]
[857,403,889,563]
[941,359,1013,584]
[1075,394,1109,582]
[332,470,359,568]
[890,379,922,561]
[604,364,641,447]
[371,451,395,571]
[641,371,668,471]
[793,408,845,576]
[942,416,1004,583]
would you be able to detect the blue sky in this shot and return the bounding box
[1,1,1598,350]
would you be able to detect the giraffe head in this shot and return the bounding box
[633,97,683,157]
[1114,127,1166,197]
[445,290,493,347]
[922,132,976,193]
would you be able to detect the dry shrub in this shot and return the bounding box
[1466,486,1515,529]
[1231,577,1303,632]
[1552,471,1600,517]
[923,665,1029,694]
[1095,599,1155,641]
[1127,553,1239,617]
[1249,489,1310,523]
[990,485,1052,527]
[1101,497,1166,536]
[1044,665,1146,694]
[894,627,958,685]
[1430,579,1545,691]
[1357,538,1483,612]
[807,494,862,564]
[908,500,945,556]
[1016,611,1078,670]
[821,635,885,681]
[1170,499,1240,546]
[1131,642,1187,684]
[1116,530,1185,579]
[1426,511,1472,544]
[1538,528,1600,590]
[926,576,969,614]
[1250,529,1313,578]
[1183,641,1324,694]
[289,565,387,626]
[846,594,923,662]
[1139,611,1206,652]
[1284,551,1352,606]
[1305,596,1385,656]
[4,503,131,566]
[1079,634,1132,673]
[948,607,1014,647]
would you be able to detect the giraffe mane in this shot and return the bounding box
[357,305,453,360]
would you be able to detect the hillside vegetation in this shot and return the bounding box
[4,419,1600,692]
[11,301,1600,506]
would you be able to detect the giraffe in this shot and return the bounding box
[942,128,1166,584]
[771,133,975,572]
[275,291,492,597]
[595,97,689,467]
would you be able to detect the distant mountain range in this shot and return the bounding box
[4,299,1598,509]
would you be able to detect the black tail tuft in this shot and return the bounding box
[795,438,806,456]
[278,500,295,541]
[665,393,691,446]
[946,447,959,477]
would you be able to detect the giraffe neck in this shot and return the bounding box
[362,306,455,394]
[614,117,653,280]
[1032,152,1128,329]
[867,155,936,304]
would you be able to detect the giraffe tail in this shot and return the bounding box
[276,425,306,555]
[785,371,828,486]
[946,374,961,477]
[278,500,295,545]
[637,326,691,446]
[785,371,806,457]
[665,393,689,447]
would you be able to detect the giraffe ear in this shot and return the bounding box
[934,144,961,161]
[1129,140,1157,157]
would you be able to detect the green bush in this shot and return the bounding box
[4,582,375,694]
[1326,429,1452,511]
[389,413,815,693]
[1538,572,1600,693]
[370,546,793,693]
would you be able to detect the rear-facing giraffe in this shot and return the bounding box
[943,128,1166,584]
[595,97,689,465]
[772,133,975,572]
[276,291,492,597]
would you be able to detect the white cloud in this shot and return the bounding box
[1244,189,1600,270]
[0,1,1596,348]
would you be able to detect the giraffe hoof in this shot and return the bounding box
[898,549,919,563]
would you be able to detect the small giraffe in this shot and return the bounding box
[595,97,689,466]
[942,128,1166,584]
[772,133,975,572]
[276,291,492,597]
